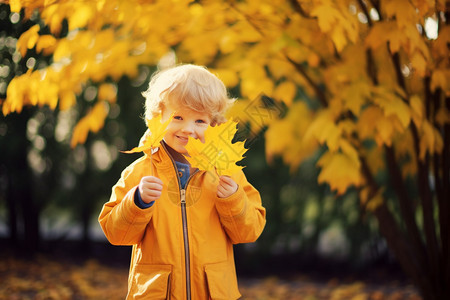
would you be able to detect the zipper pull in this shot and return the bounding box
[180,189,186,204]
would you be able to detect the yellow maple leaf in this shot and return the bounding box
[59,91,76,111]
[373,87,411,129]
[265,119,293,161]
[304,110,341,152]
[16,24,40,57]
[98,83,117,103]
[9,0,22,13]
[122,114,172,154]
[409,95,424,128]
[419,120,444,160]
[184,119,247,176]
[273,81,296,106]
[36,35,57,55]
[411,51,427,77]
[317,151,362,195]
[70,101,109,148]
[68,4,93,31]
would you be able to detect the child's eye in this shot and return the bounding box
[173,116,183,120]
[196,119,207,124]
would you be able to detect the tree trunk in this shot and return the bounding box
[3,166,18,245]
[15,111,40,253]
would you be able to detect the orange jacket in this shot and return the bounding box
[99,143,266,299]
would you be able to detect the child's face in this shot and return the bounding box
[162,106,211,154]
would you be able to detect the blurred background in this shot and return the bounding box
[0,1,448,299]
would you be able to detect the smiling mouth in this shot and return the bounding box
[176,135,189,143]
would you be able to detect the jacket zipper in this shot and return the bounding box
[180,189,191,300]
[161,142,197,300]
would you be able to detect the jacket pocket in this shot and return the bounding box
[129,264,172,299]
[204,261,241,300]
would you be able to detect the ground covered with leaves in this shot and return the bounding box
[0,255,422,300]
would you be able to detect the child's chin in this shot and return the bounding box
[176,146,188,154]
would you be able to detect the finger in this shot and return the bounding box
[217,184,226,193]
[217,189,226,198]
[143,181,163,191]
[219,176,234,187]
[140,185,162,196]
[143,189,162,198]
[141,190,162,202]
[217,185,230,197]
[142,176,163,185]
[141,178,163,190]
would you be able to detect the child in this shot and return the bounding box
[99,64,266,300]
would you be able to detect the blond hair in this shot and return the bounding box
[142,64,235,126]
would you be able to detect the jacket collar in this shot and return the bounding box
[143,141,177,171]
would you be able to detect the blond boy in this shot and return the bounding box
[99,64,266,300]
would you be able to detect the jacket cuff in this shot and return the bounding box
[215,185,246,218]
[121,186,154,224]
[134,188,155,209]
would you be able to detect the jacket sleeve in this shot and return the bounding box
[98,159,153,246]
[214,171,266,244]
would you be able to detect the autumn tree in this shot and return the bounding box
[1,0,449,299]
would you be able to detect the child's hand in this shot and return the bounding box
[139,176,163,203]
[217,175,238,198]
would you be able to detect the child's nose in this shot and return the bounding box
[181,123,194,134]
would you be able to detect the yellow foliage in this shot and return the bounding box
[70,101,109,148]
[16,24,40,57]
[384,0,419,29]
[373,87,411,129]
[419,120,444,161]
[265,102,318,170]
[36,35,57,54]
[265,119,295,161]
[210,68,239,88]
[310,1,358,52]
[9,0,22,12]
[433,26,450,58]
[68,3,93,30]
[317,151,362,195]
[3,0,448,197]
[98,83,117,103]
[435,107,450,126]
[357,106,395,146]
[409,95,424,128]
[304,110,341,152]
[273,81,296,106]
[431,69,450,95]
[59,91,76,111]
[330,282,366,300]
[411,51,427,77]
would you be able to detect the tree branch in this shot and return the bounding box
[389,51,406,90]
[384,146,428,262]
[284,55,328,108]
[357,0,373,27]
[288,0,316,19]
[444,96,450,291]
[367,0,381,17]
[389,43,441,290]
